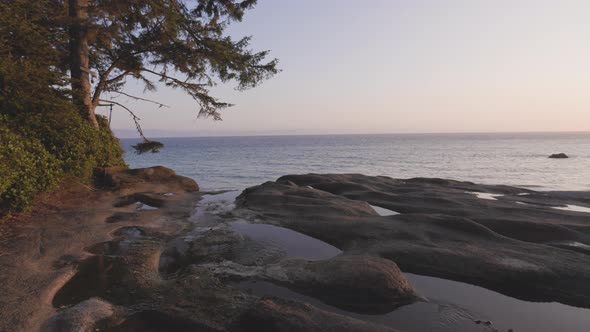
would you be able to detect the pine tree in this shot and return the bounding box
[66,0,278,132]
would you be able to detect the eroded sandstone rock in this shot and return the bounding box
[236,174,590,308]
[278,255,419,313]
[95,166,198,192]
[41,298,115,332]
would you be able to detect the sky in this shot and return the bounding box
[104,0,590,138]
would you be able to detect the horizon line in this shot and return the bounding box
[115,129,590,140]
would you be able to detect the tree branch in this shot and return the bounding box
[99,99,147,141]
[140,67,207,89]
[92,48,155,107]
[108,90,170,108]
[105,70,131,84]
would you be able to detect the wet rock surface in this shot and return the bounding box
[1,169,413,332]
[237,174,590,309]
[3,169,590,331]
[276,255,419,313]
[41,298,115,332]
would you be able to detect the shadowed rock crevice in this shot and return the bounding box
[96,310,223,332]
[52,256,128,307]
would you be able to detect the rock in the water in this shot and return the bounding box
[95,166,199,192]
[549,153,569,159]
[236,173,590,308]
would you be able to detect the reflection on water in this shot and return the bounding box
[191,191,239,220]
[369,204,400,216]
[466,192,504,201]
[122,133,590,192]
[183,184,590,331]
[238,273,590,332]
[552,204,590,213]
[227,214,590,331]
[52,256,124,307]
[136,202,158,211]
[237,280,481,332]
[229,222,342,261]
[86,227,145,256]
[199,190,239,205]
[408,273,590,332]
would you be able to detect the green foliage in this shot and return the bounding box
[0,0,67,109]
[0,0,278,212]
[82,0,279,120]
[132,141,164,154]
[0,110,126,212]
[0,121,62,211]
[0,1,125,212]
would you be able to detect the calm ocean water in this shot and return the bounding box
[121,133,590,192]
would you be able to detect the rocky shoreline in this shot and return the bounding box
[1,167,589,331]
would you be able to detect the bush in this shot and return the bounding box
[13,106,126,178]
[0,124,61,210]
[0,0,126,213]
[0,109,126,213]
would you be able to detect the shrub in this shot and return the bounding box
[0,109,126,213]
[0,1,126,213]
[0,123,61,210]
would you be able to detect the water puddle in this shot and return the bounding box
[369,204,399,216]
[466,192,503,201]
[190,191,239,221]
[226,194,589,331]
[552,204,590,213]
[158,237,191,275]
[237,273,590,332]
[407,273,590,332]
[86,227,145,256]
[56,228,147,307]
[200,190,239,205]
[237,280,479,332]
[136,202,159,211]
[52,256,126,307]
[229,222,342,261]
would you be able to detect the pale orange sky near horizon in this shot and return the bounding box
[100,0,590,137]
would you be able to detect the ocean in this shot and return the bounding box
[121,132,590,192]
[121,132,590,331]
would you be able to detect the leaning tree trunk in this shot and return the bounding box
[68,0,98,128]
